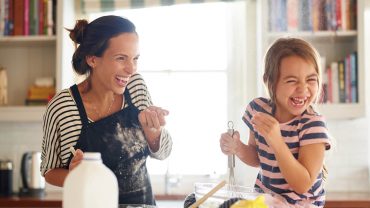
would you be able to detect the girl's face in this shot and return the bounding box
[92,33,139,94]
[274,55,319,122]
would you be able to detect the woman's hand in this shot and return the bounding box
[139,106,169,131]
[139,106,169,151]
[69,149,83,171]
[219,131,241,155]
[251,112,282,147]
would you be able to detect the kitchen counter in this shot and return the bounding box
[325,192,370,208]
[0,193,186,207]
[0,192,369,207]
[0,192,61,207]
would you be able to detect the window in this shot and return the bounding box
[88,1,247,194]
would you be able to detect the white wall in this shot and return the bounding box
[325,118,370,192]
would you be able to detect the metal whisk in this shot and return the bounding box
[227,121,236,196]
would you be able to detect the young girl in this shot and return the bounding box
[220,37,331,207]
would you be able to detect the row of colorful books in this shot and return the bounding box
[268,0,357,32]
[0,0,56,36]
[322,52,357,104]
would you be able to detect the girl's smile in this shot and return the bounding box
[274,55,319,122]
[290,96,309,107]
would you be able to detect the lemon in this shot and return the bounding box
[230,195,268,208]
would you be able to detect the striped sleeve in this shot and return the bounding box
[298,114,331,150]
[149,128,173,160]
[41,90,70,175]
[242,97,272,131]
[41,101,62,176]
[41,89,82,176]
[127,73,172,160]
[126,73,153,111]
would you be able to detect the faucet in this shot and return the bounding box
[164,169,180,195]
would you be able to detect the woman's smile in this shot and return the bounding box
[115,75,130,87]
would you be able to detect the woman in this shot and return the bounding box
[41,15,172,205]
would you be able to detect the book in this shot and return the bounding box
[46,0,53,35]
[0,0,5,36]
[299,0,312,31]
[338,61,345,103]
[13,0,25,35]
[38,0,44,35]
[350,52,358,102]
[312,0,320,31]
[3,0,10,35]
[330,62,339,103]
[345,54,352,102]
[29,0,38,35]
[24,0,29,35]
[287,0,298,31]
[321,67,329,103]
[326,66,333,103]
[7,0,14,35]
[336,0,342,30]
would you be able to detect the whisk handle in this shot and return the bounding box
[228,154,235,168]
[227,126,235,168]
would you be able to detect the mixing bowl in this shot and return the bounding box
[119,204,157,208]
[194,183,263,208]
[192,183,292,208]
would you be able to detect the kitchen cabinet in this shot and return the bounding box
[256,0,369,119]
[0,0,75,122]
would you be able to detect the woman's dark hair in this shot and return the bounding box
[67,15,137,75]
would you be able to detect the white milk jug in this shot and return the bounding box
[63,152,118,208]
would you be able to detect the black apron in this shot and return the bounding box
[68,84,155,205]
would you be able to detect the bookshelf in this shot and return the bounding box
[0,35,56,43]
[0,0,75,121]
[257,0,368,120]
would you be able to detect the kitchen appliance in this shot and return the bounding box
[0,160,13,196]
[19,152,45,197]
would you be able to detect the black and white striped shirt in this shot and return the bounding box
[41,73,172,176]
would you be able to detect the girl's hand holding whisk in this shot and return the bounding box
[220,131,242,155]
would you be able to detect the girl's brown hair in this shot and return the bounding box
[263,37,323,106]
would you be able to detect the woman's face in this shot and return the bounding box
[92,32,139,94]
[274,55,319,122]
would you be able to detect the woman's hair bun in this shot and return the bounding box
[69,19,89,44]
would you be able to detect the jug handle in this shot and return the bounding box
[21,152,32,190]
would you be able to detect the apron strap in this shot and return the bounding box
[123,88,134,107]
[70,84,136,126]
[70,84,89,126]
